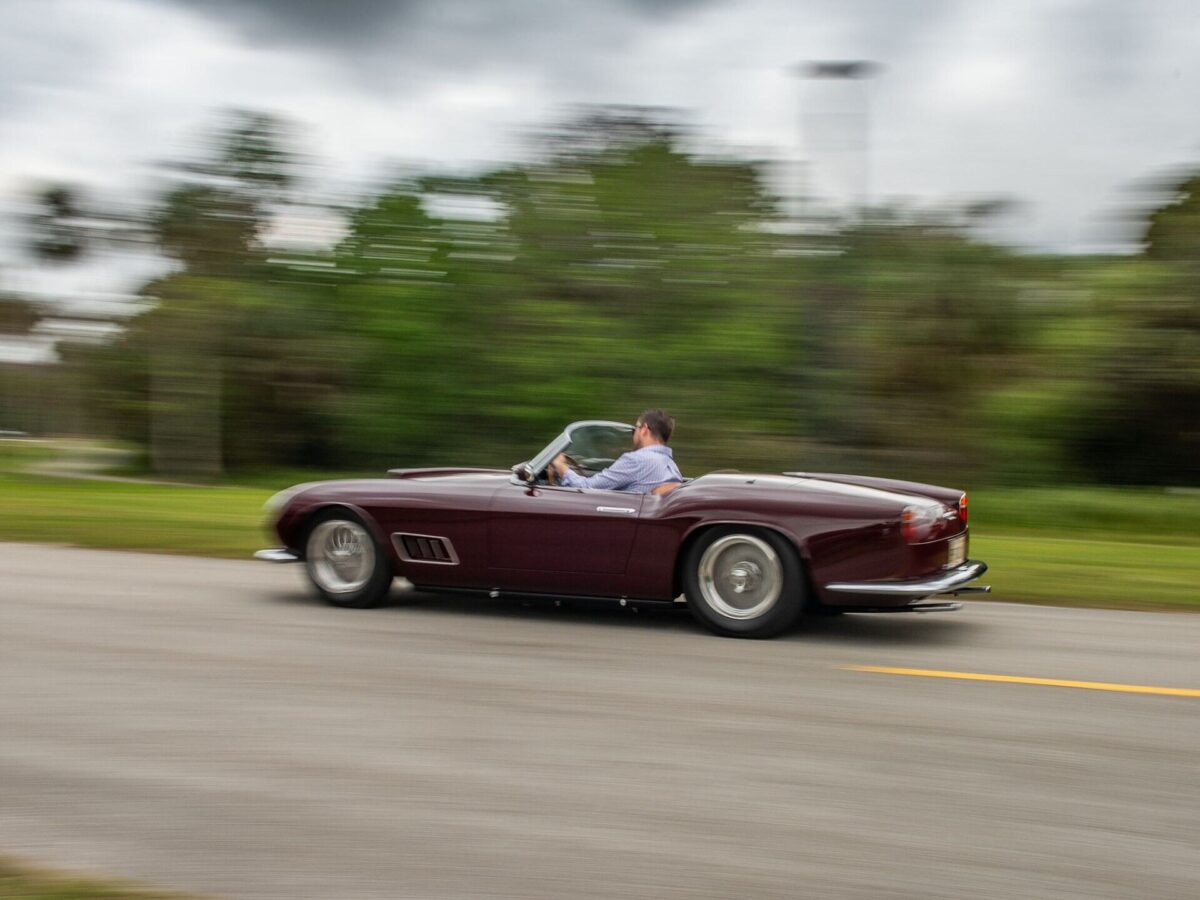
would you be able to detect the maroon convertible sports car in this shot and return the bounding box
[257,420,990,638]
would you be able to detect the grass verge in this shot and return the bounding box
[0,473,270,558]
[972,532,1200,611]
[0,856,201,899]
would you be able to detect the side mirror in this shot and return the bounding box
[511,462,535,485]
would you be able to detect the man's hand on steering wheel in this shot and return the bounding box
[548,452,583,485]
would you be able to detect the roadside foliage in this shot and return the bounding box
[2,108,1197,489]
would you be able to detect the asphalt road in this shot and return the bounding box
[2,543,1198,900]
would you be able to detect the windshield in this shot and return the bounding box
[523,420,635,482]
[564,423,634,472]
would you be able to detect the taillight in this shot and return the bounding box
[901,503,947,543]
[958,493,968,526]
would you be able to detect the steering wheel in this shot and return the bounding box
[545,453,584,486]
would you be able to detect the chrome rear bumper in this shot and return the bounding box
[825,560,989,598]
[254,548,300,563]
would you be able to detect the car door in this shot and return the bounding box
[487,481,644,595]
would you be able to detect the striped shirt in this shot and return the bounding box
[557,444,683,493]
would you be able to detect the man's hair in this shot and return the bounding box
[638,409,674,443]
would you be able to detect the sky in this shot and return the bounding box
[2,0,1199,312]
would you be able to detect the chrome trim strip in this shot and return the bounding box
[255,548,300,563]
[825,561,989,597]
[391,532,460,565]
[596,506,636,514]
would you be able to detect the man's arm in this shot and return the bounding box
[555,452,639,491]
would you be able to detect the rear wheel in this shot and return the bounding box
[304,511,392,608]
[683,528,805,638]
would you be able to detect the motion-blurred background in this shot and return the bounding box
[2,6,1200,897]
[1,0,1197,605]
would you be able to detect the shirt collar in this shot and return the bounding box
[641,444,673,457]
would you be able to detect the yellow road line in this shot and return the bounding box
[844,666,1200,697]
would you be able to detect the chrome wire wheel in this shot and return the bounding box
[697,533,783,620]
[307,519,375,595]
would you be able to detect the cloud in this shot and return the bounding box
[160,0,418,52]
[161,0,716,60]
[0,0,1197,288]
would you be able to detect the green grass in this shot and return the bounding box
[972,533,1200,611]
[966,486,1200,610]
[0,856,199,899]
[0,447,1197,610]
[971,486,1200,546]
[0,474,270,558]
[0,440,55,469]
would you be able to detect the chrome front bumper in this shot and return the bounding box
[825,560,990,599]
[254,548,300,563]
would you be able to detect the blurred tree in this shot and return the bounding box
[154,185,261,276]
[218,278,352,470]
[1069,313,1200,484]
[154,109,296,275]
[324,182,500,467]
[25,184,89,263]
[290,109,808,472]
[0,295,42,433]
[0,294,40,334]
[35,105,1195,486]
[1067,172,1200,483]
[24,183,149,262]
[795,214,1032,478]
[1144,174,1200,264]
[11,112,304,474]
[142,110,299,475]
[483,108,801,464]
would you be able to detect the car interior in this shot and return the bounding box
[534,423,688,494]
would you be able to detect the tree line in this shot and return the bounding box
[1,108,1197,485]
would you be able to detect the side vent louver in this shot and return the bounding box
[392,533,459,565]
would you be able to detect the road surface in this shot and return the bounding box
[1,543,1198,899]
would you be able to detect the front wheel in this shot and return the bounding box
[304,511,392,608]
[683,528,805,638]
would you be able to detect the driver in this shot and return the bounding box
[552,409,683,493]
